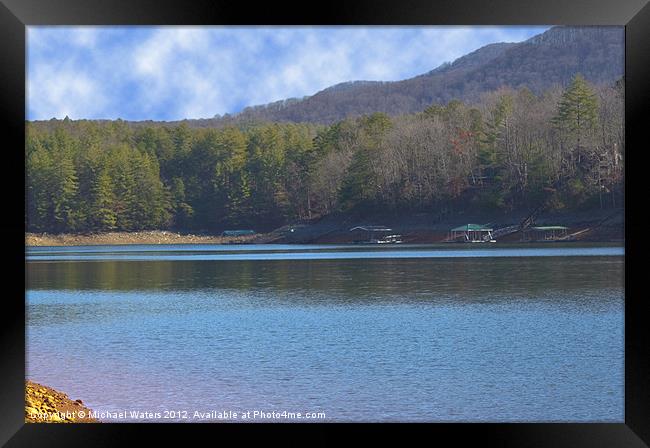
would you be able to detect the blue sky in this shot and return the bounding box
[27,26,550,121]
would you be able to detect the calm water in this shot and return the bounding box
[26,243,624,422]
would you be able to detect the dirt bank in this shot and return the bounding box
[25,230,260,247]
[25,381,97,423]
[280,207,625,244]
[25,208,624,247]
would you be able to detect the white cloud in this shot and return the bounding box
[70,28,99,48]
[27,26,550,120]
[28,63,108,120]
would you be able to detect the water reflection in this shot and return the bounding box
[27,257,623,297]
[25,245,624,422]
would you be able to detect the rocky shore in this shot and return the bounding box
[25,381,97,423]
[25,208,624,246]
[25,230,259,247]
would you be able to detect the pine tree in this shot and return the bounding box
[226,172,251,226]
[110,146,137,231]
[91,168,117,231]
[51,155,79,232]
[338,148,373,209]
[552,74,601,205]
[553,74,599,151]
[132,152,171,230]
[170,177,194,229]
[26,139,53,231]
[46,130,80,232]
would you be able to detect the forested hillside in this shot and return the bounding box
[178,26,623,126]
[26,75,624,233]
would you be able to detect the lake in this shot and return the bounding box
[26,243,624,422]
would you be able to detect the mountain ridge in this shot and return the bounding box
[208,26,622,126]
[37,26,623,127]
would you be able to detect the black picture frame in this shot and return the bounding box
[2,0,648,445]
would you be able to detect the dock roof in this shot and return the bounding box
[450,224,493,232]
[350,226,393,232]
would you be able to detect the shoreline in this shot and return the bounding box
[25,208,624,247]
[25,380,98,423]
[25,230,261,247]
[281,207,624,245]
[25,230,624,247]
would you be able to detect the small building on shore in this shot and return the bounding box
[349,226,402,244]
[448,224,494,242]
[522,226,569,242]
[221,229,256,237]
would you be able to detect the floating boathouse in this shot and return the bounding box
[349,226,402,244]
[522,226,569,241]
[448,224,495,242]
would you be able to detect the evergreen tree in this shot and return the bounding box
[90,168,117,231]
[47,130,81,232]
[552,74,600,205]
[338,114,391,210]
[553,73,599,150]
[477,94,514,208]
[170,177,194,229]
[338,148,374,209]
[26,139,53,231]
[109,145,138,230]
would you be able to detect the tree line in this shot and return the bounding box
[194,27,623,126]
[26,74,624,233]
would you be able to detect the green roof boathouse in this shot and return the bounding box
[522,226,569,242]
[448,224,495,243]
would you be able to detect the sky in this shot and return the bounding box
[27,26,550,121]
